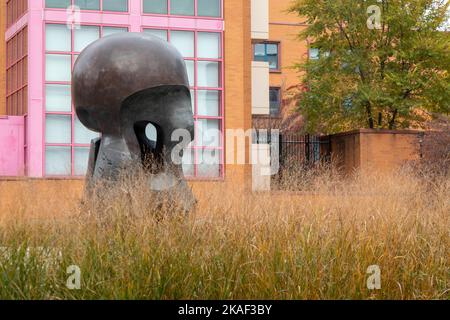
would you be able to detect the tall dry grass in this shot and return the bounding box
[0,166,448,300]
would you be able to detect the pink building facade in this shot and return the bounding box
[2,0,224,179]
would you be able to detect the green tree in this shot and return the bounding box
[290,0,450,134]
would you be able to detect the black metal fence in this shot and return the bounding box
[253,130,331,177]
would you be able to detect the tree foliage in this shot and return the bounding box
[290,0,450,134]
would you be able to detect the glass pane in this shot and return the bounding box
[46,84,72,112]
[267,55,278,69]
[45,54,71,81]
[46,0,71,8]
[103,27,128,37]
[269,88,280,115]
[103,0,128,12]
[46,115,72,144]
[190,90,195,114]
[198,32,220,59]
[197,119,220,147]
[74,117,99,144]
[197,61,219,88]
[74,147,90,176]
[144,29,168,41]
[198,0,220,17]
[309,48,320,60]
[170,31,194,57]
[182,148,194,176]
[74,25,100,52]
[254,44,265,57]
[143,0,167,14]
[170,0,194,16]
[74,0,100,10]
[185,60,194,87]
[197,149,220,177]
[46,146,71,176]
[266,43,278,55]
[197,90,219,117]
[46,24,71,52]
[266,44,279,69]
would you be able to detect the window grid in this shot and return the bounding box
[45,0,129,13]
[253,41,281,72]
[142,0,222,19]
[44,24,129,176]
[144,27,224,179]
[6,0,28,28]
[6,26,28,116]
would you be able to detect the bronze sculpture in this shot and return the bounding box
[72,32,196,211]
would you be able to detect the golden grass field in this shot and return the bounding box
[0,168,448,299]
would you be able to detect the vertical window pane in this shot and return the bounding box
[46,146,71,175]
[46,54,71,81]
[46,84,72,112]
[198,0,221,17]
[46,115,72,144]
[74,117,99,144]
[182,149,194,176]
[197,119,220,147]
[170,31,194,57]
[75,0,100,10]
[143,0,167,14]
[190,90,195,114]
[266,44,279,69]
[185,60,194,87]
[74,147,90,175]
[197,61,219,88]
[46,0,71,8]
[269,88,280,116]
[103,0,128,12]
[198,32,221,59]
[170,0,194,16]
[197,149,220,177]
[74,26,100,52]
[46,24,71,51]
[197,90,219,117]
[144,29,168,41]
[103,27,128,37]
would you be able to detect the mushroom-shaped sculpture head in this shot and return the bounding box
[72,32,191,134]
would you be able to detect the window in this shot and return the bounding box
[269,88,281,116]
[309,48,320,60]
[103,0,128,12]
[253,42,280,71]
[44,24,129,176]
[143,29,168,41]
[75,0,100,10]
[171,0,194,16]
[197,0,220,17]
[143,28,224,178]
[143,0,222,17]
[46,0,128,12]
[6,27,28,116]
[143,0,167,14]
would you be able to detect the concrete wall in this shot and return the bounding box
[329,129,423,174]
[0,116,25,176]
[0,1,6,116]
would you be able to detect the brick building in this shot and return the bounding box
[0,0,308,185]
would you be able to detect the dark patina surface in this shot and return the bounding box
[72,32,195,211]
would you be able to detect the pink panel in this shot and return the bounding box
[0,116,25,176]
[27,0,45,177]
